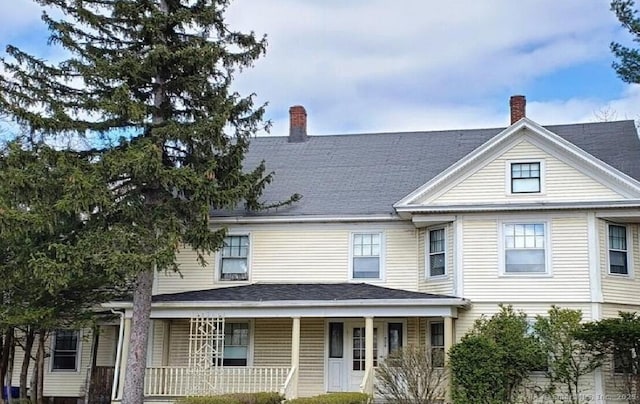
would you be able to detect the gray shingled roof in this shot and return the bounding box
[152,283,457,302]
[216,120,640,217]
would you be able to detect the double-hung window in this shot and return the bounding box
[503,223,547,274]
[223,322,249,366]
[220,235,249,281]
[352,232,382,279]
[609,224,629,275]
[52,330,79,371]
[511,162,541,193]
[428,228,446,277]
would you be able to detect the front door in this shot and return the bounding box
[348,325,385,391]
[327,321,401,392]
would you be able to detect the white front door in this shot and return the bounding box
[347,324,384,392]
[327,321,402,392]
[327,322,346,392]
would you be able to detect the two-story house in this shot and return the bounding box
[14,96,640,403]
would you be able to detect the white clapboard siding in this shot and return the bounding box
[154,248,216,295]
[149,320,166,367]
[168,319,190,367]
[418,224,455,296]
[385,227,420,291]
[601,303,640,319]
[462,215,591,302]
[600,220,640,304]
[298,318,325,397]
[424,138,623,205]
[251,229,350,283]
[95,325,118,367]
[253,318,292,368]
[154,222,421,294]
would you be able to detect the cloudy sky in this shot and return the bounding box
[2,0,639,136]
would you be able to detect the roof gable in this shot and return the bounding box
[395,118,640,210]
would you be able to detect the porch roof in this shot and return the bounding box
[151,282,460,303]
[105,283,468,318]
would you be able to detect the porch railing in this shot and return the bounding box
[144,366,290,397]
[280,366,297,399]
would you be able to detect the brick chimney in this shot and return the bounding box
[289,105,308,142]
[510,95,526,124]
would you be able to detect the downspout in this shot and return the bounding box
[111,309,125,401]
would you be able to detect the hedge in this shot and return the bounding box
[286,392,371,404]
[176,392,284,404]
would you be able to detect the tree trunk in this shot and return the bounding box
[19,328,34,401]
[35,331,45,404]
[6,341,14,404]
[0,328,13,404]
[121,268,154,404]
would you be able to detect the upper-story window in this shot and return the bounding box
[503,223,547,274]
[608,224,629,275]
[52,330,79,371]
[352,232,382,279]
[427,228,446,277]
[220,235,249,281]
[511,162,541,193]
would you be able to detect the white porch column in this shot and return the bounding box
[443,316,454,364]
[290,317,301,398]
[365,316,374,372]
[443,316,454,402]
[117,318,132,400]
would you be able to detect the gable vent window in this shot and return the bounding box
[609,224,629,275]
[511,162,541,193]
[220,235,249,281]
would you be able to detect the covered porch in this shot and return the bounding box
[106,283,468,402]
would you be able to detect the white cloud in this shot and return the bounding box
[2,0,636,139]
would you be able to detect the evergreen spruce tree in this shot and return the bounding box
[0,142,131,403]
[611,0,640,84]
[0,1,293,403]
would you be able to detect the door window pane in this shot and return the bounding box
[352,327,378,370]
[329,323,343,358]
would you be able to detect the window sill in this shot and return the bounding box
[606,272,633,279]
[498,272,553,278]
[426,274,448,281]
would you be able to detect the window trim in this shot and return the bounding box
[505,159,545,196]
[218,233,251,282]
[349,231,385,281]
[221,320,253,367]
[426,227,447,279]
[498,220,552,277]
[607,223,633,277]
[50,329,81,373]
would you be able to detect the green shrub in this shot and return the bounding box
[176,391,284,404]
[286,392,371,404]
